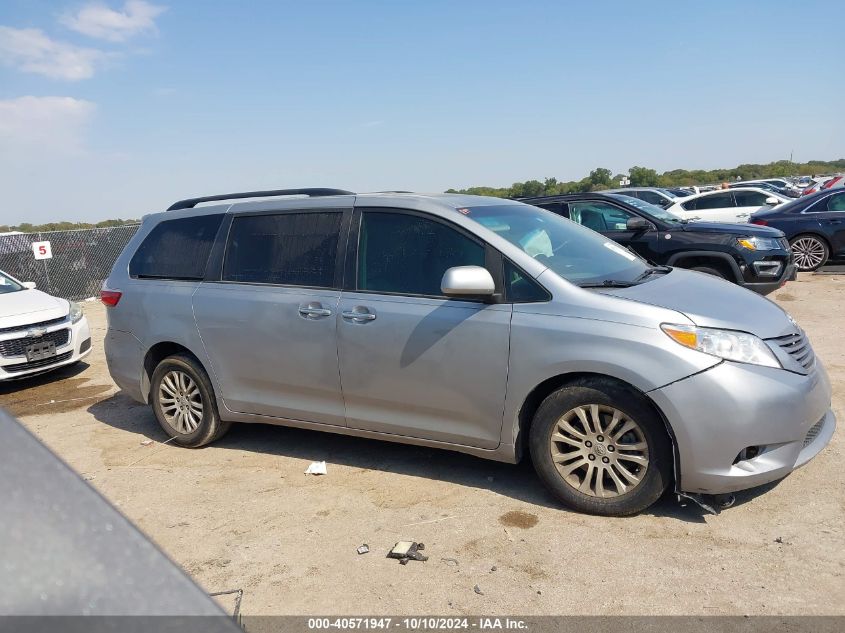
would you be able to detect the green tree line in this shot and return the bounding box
[447,158,845,199]
[0,218,139,234]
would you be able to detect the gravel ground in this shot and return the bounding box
[2,273,843,616]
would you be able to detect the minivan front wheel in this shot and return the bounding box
[150,354,230,447]
[529,379,671,516]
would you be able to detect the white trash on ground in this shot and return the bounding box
[304,461,327,475]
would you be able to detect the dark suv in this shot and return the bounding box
[520,192,795,295]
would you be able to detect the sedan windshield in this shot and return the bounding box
[465,203,653,287]
[0,270,24,295]
[607,194,686,224]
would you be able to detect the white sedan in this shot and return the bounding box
[0,269,91,381]
[665,187,789,223]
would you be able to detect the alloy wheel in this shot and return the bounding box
[549,404,650,498]
[158,370,204,434]
[791,237,826,271]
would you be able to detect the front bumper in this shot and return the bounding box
[0,316,92,381]
[742,262,797,296]
[649,360,835,494]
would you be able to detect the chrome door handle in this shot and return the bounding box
[737,213,750,218]
[342,308,376,322]
[298,303,332,319]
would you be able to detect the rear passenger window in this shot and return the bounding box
[129,214,223,280]
[358,211,485,296]
[733,191,768,206]
[692,193,734,210]
[224,212,342,287]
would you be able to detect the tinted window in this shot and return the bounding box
[638,190,666,205]
[733,191,769,206]
[504,260,549,302]
[223,212,342,287]
[608,194,684,224]
[569,202,635,232]
[130,214,223,280]
[686,193,734,210]
[825,192,845,212]
[357,212,485,296]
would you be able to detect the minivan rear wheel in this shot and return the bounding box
[529,378,671,516]
[150,354,231,447]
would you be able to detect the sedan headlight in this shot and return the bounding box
[69,301,84,324]
[737,236,783,251]
[661,323,780,368]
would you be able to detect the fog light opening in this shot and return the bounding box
[733,445,763,464]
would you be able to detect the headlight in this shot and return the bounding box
[737,236,782,251]
[661,323,780,368]
[69,301,84,324]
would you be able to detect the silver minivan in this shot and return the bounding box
[103,189,835,515]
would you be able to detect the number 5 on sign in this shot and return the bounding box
[32,241,52,260]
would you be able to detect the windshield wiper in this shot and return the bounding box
[578,280,636,288]
[632,265,672,283]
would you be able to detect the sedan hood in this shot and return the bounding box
[599,268,795,339]
[679,222,784,237]
[0,289,69,330]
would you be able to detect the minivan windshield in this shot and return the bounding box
[465,204,654,287]
[0,270,24,295]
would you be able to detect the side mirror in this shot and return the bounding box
[626,216,653,232]
[22,281,36,290]
[441,266,495,297]
[765,196,779,206]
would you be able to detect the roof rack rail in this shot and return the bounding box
[166,188,355,211]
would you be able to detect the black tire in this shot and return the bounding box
[789,234,829,272]
[150,353,231,447]
[529,378,672,516]
[689,266,726,279]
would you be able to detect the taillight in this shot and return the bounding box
[750,218,767,226]
[100,289,122,307]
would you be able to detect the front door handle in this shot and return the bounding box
[737,213,750,218]
[298,302,332,319]
[342,307,377,322]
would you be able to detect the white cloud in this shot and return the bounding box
[0,96,96,154]
[62,1,166,42]
[0,26,108,80]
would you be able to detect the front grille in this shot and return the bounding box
[0,316,67,335]
[4,351,73,374]
[804,417,825,448]
[770,330,815,371]
[0,329,71,358]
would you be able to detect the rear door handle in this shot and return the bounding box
[298,302,332,319]
[342,307,377,322]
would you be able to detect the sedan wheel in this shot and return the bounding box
[790,235,828,272]
[550,404,649,498]
[158,369,204,434]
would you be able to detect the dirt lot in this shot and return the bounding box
[2,273,843,616]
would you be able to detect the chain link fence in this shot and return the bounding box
[0,225,140,301]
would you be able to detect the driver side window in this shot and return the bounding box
[569,202,636,232]
[357,211,485,297]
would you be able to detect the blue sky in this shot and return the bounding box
[1,0,843,224]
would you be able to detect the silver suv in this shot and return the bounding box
[103,189,835,515]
